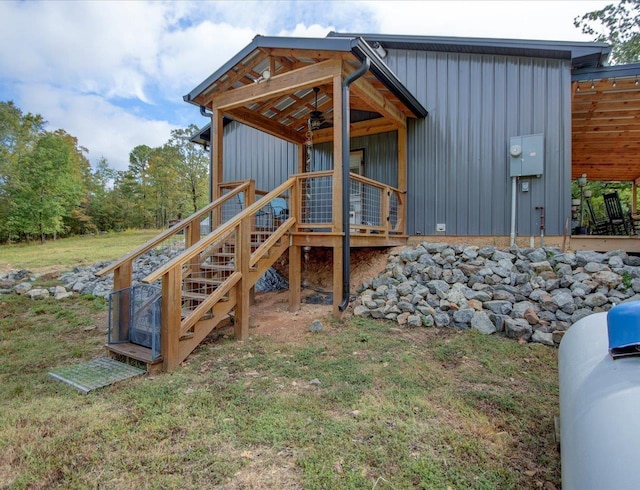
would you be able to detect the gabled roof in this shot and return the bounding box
[328,32,611,70]
[184,35,427,119]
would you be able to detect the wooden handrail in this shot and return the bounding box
[143,176,297,284]
[350,172,404,194]
[292,170,334,179]
[96,182,251,278]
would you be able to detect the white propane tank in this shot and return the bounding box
[559,311,640,490]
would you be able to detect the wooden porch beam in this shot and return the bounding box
[226,107,306,144]
[348,68,406,128]
[312,117,400,144]
[210,59,342,111]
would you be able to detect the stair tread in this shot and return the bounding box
[107,342,162,364]
[197,264,235,271]
[184,277,227,284]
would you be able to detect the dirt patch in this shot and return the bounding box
[273,246,396,293]
[247,290,333,342]
[248,247,395,341]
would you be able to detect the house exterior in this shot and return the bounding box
[190,33,613,243]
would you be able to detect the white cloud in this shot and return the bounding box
[12,83,178,171]
[277,23,335,38]
[364,1,612,41]
[159,21,256,97]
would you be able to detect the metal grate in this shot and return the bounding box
[49,357,145,394]
[108,285,161,360]
[301,174,333,226]
[389,191,399,230]
[350,179,382,228]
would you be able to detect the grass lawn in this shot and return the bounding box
[0,288,560,489]
[0,229,162,274]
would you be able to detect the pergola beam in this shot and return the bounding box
[226,107,307,144]
[209,59,342,111]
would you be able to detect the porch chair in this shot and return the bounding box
[603,192,630,235]
[586,198,611,235]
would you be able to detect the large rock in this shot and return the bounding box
[471,311,496,335]
[505,318,532,341]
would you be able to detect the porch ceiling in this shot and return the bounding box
[184,37,426,145]
[572,64,640,183]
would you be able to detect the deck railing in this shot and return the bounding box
[292,171,405,236]
[141,177,297,371]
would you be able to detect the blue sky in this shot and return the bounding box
[0,0,611,171]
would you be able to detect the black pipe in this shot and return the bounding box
[339,57,370,312]
[199,106,214,203]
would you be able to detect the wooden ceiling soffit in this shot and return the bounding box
[213,50,271,95]
[312,117,400,144]
[208,59,342,111]
[226,106,306,145]
[348,70,406,128]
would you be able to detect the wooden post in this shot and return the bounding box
[112,262,132,342]
[382,186,391,237]
[161,267,182,372]
[332,72,344,316]
[397,125,407,235]
[289,178,301,311]
[246,180,257,306]
[333,242,343,317]
[298,143,305,174]
[289,244,301,312]
[633,179,638,215]
[212,108,224,228]
[332,74,343,235]
[235,218,251,340]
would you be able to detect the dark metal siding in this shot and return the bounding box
[312,131,398,187]
[387,49,571,236]
[222,121,297,191]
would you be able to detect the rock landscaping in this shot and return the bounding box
[354,243,640,346]
[1,244,288,301]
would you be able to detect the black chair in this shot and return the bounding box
[586,198,611,235]
[603,192,630,235]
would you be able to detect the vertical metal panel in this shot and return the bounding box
[311,131,398,187]
[222,121,297,192]
[386,49,571,236]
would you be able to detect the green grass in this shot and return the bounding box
[0,229,162,273]
[0,287,560,489]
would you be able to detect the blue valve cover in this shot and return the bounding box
[608,301,640,358]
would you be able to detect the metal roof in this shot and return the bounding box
[184,35,427,119]
[572,63,640,81]
[328,32,611,70]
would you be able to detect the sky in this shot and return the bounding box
[0,0,612,172]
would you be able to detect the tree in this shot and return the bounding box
[6,130,89,242]
[575,0,640,64]
[167,125,209,214]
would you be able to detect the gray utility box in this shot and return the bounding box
[509,134,544,177]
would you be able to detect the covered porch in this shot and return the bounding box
[184,36,427,314]
[571,63,640,252]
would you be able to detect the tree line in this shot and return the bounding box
[0,101,209,243]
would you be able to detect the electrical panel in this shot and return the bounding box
[509,134,544,177]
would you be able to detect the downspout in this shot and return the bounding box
[199,106,214,203]
[339,57,370,312]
